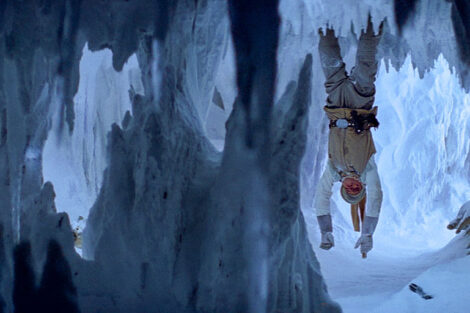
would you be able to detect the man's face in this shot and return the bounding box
[342,177,363,196]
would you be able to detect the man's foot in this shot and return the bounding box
[361,15,384,38]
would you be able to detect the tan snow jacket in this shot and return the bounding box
[324,106,378,175]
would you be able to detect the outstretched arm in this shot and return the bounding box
[363,158,383,219]
[355,158,382,257]
[448,200,470,234]
[314,162,338,250]
[314,161,338,216]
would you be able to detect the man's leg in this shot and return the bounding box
[318,27,348,95]
[351,18,383,97]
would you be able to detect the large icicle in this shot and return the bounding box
[81,0,339,312]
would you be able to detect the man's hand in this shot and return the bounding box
[448,202,470,234]
[456,217,470,234]
[320,232,335,250]
[354,234,373,254]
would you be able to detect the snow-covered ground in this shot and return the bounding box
[304,55,470,313]
[371,256,470,313]
[312,235,470,313]
[309,229,470,313]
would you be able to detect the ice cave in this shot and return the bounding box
[1,0,470,312]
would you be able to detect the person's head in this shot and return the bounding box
[340,176,365,204]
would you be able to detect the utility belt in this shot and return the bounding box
[328,109,380,134]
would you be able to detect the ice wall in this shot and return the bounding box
[1,0,345,312]
[80,0,340,311]
[0,1,86,310]
[43,46,141,232]
[374,55,470,250]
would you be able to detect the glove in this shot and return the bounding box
[448,203,470,234]
[317,215,334,250]
[354,234,373,254]
[355,216,378,256]
[320,232,335,250]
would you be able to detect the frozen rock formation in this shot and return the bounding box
[0,1,86,310]
[43,47,141,232]
[13,240,80,313]
[81,0,339,311]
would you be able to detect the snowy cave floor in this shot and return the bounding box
[311,228,470,313]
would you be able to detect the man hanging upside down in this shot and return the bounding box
[315,19,383,257]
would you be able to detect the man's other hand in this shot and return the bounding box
[320,232,335,250]
[354,234,373,254]
[447,201,470,234]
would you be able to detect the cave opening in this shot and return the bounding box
[42,44,142,254]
